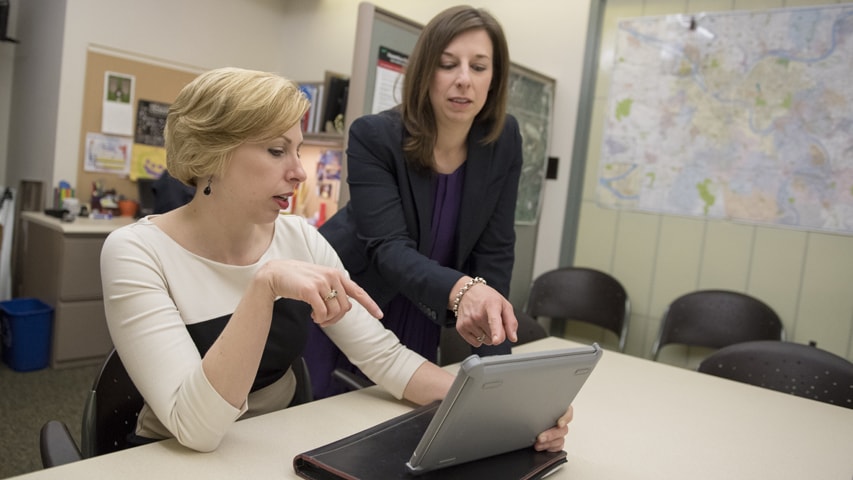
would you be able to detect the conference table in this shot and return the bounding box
[13,337,853,479]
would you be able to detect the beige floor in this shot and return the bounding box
[0,360,98,478]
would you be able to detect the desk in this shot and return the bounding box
[18,212,135,367]
[12,337,853,479]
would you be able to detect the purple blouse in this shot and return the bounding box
[304,167,466,397]
[380,166,465,362]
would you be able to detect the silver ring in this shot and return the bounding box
[324,289,338,302]
[476,334,486,343]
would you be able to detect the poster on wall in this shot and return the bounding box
[84,132,132,175]
[101,71,135,136]
[316,149,342,183]
[371,46,407,114]
[598,4,853,234]
[130,99,170,181]
[130,144,167,181]
[316,148,342,214]
[135,99,169,147]
[291,146,343,227]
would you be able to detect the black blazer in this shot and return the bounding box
[320,110,522,327]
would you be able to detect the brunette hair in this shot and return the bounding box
[400,5,510,171]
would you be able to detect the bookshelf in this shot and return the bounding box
[298,71,349,136]
[303,132,344,146]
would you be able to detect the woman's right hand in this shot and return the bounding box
[453,279,519,347]
[257,259,383,327]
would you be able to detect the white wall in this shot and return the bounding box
[0,0,18,188]
[277,0,593,282]
[4,0,65,194]
[3,0,591,286]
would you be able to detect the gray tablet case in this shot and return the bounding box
[293,344,602,479]
[405,343,602,475]
[293,401,568,479]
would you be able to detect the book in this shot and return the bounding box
[298,82,323,134]
[312,84,325,134]
[293,401,567,480]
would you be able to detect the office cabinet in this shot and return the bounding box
[19,212,133,368]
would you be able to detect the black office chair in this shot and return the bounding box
[651,290,784,361]
[289,356,314,407]
[697,340,853,409]
[40,350,313,468]
[524,267,630,351]
[40,349,142,468]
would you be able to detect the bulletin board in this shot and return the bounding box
[347,3,554,226]
[76,48,202,206]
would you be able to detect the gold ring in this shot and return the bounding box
[476,334,486,343]
[324,289,338,302]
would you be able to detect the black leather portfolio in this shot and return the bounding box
[292,401,567,480]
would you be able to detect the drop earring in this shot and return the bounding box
[203,177,212,196]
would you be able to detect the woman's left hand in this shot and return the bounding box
[533,405,574,452]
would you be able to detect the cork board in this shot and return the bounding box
[76,49,201,205]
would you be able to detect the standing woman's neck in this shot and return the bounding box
[432,121,472,174]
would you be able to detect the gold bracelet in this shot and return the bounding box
[452,277,487,318]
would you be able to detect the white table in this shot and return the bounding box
[13,337,853,479]
[20,211,135,235]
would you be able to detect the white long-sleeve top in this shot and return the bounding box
[100,214,426,451]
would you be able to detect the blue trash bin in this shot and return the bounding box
[0,298,54,372]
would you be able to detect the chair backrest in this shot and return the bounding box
[698,340,853,409]
[437,310,548,366]
[289,356,314,407]
[524,267,630,351]
[82,351,314,455]
[45,350,312,466]
[651,290,784,360]
[81,349,144,458]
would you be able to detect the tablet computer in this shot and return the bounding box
[405,343,602,475]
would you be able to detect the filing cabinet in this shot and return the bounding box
[19,212,133,368]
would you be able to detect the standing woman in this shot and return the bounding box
[309,5,523,398]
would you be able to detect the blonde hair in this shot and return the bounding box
[165,67,310,186]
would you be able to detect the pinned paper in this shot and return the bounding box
[102,71,135,136]
[84,132,132,175]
